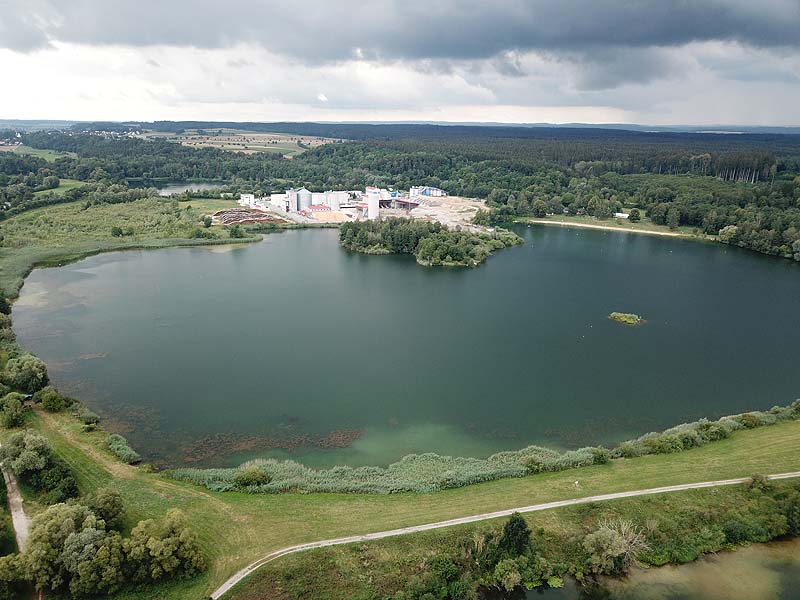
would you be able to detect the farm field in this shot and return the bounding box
[141,128,340,157]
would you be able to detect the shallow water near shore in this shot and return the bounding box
[12,225,800,467]
[526,538,800,599]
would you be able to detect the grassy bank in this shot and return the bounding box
[224,480,800,600]
[2,408,798,599]
[0,197,259,297]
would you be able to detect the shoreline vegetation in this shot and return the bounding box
[339,218,523,267]
[517,215,702,238]
[225,478,800,600]
[169,400,800,494]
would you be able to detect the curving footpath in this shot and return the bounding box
[211,471,800,598]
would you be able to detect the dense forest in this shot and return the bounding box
[2,124,799,261]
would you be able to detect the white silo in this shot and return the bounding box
[297,187,312,211]
[367,194,379,220]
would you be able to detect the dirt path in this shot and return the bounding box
[0,446,31,552]
[525,218,696,238]
[210,471,800,599]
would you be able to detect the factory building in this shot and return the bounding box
[324,190,350,210]
[409,186,446,198]
[241,185,446,222]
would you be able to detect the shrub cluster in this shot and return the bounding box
[33,386,70,412]
[76,406,99,427]
[24,504,205,597]
[351,480,800,599]
[106,434,141,464]
[0,393,27,428]
[0,353,48,394]
[0,430,78,503]
[382,513,566,598]
[171,400,800,495]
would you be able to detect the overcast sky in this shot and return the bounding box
[2,0,799,125]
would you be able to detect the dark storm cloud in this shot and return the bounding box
[4,0,799,58]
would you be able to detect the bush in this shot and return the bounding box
[232,465,271,487]
[124,509,207,583]
[747,474,772,493]
[0,554,25,600]
[33,386,67,412]
[0,430,78,503]
[496,513,531,557]
[26,503,206,595]
[1,353,48,393]
[106,434,141,464]
[87,487,125,530]
[78,407,100,425]
[190,227,218,239]
[583,519,648,576]
[591,447,611,465]
[0,393,26,428]
[722,519,752,544]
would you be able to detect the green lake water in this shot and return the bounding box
[12,225,800,468]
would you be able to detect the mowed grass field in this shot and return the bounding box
[32,178,85,196]
[11,145,77,161]
[9,408,800,599]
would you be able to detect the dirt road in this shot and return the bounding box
[0,448,30,552]
[525,218,693,237]
[211,470,800,598]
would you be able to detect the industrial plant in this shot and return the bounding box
[237,185,448,224]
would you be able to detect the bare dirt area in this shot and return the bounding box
[410,196,487,231]
[212,208,289,225]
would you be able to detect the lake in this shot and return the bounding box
[12,225,800,468]
[156,181,224,196]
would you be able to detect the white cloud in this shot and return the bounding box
[1,38,799,125]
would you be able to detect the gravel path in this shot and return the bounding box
[211,470,800,599]
[0,447,31,553]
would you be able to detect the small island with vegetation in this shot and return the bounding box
[609,312,644,326]
[339,217,522,267]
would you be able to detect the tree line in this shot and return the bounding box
[3,128,799,260]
